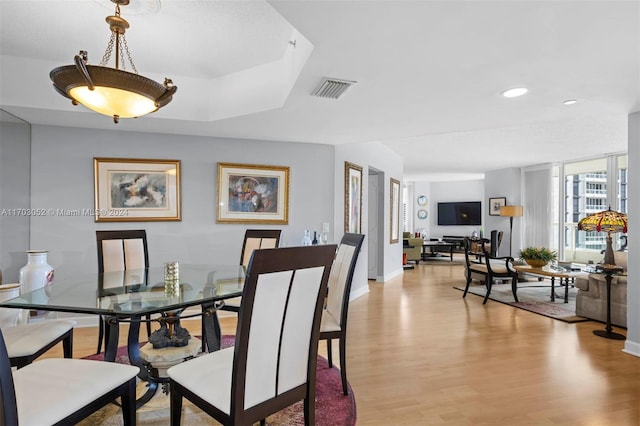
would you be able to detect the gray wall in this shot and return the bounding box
[26,125,335,279]
[484,168,522,257]
[0,113,31,282]
[429,179,485,240]
[625,112,639,356]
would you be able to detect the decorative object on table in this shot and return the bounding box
[417,195,428,206]
[519,246,557,268]
[19,250,54,296]
[50,0,176,124]
[94,157,181,222]
[500,205,523,256]
[164,261,180,296]
[488,197,506,216]
[217,162,290,224]
[577,206,628,267]
[417,209,428,220]
[390,177,401,244]
[344,161,363,233]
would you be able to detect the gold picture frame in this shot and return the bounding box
[344,161,363,233]
[93,157,181,222]
[216,162,289,224]
[390,177,400,244]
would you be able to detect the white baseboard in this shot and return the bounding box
[349,285,369,302]
[623,339,640,358]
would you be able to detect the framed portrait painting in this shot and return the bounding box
[489,197,507,216]
[217,162,289,224]
[93,157,181,222]
[344,161,363,233]
[390,178,400,244]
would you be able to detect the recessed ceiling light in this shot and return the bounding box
[502,87,528,98]
[563,99,577,105]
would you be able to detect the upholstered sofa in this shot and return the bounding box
[575,251,627,327]
[403,232,423,264]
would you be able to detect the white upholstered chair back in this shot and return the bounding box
[97,230,149,288]
[241,237,278,268]
[233,245,336,412]
[325,243,357,326]
[240,229,282,268]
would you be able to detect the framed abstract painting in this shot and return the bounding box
[216,162,289,224]
[93,157,181,222]
[344,161,363,233]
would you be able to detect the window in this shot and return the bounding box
[560,154,627,263]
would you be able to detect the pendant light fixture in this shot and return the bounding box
[50,0,177,123]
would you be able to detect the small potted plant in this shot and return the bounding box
[519,246,557,268]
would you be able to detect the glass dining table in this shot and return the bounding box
[0,264,245,404]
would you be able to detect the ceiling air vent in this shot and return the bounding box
[311,77,356,99]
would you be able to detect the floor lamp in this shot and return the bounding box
[578,206,628,340]
[500,205,523,257]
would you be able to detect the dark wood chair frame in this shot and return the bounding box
[96,229,151,355]
[319,232,365,395]
[462,238,518,305]
[218,229,282,314]
[9,327,73,369]
[170,245,336,426]
[0,327,137,426]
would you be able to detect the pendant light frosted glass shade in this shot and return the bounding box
[49,0,176,123]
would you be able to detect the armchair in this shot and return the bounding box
[403,232,423,264]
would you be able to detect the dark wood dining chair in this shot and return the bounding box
[319,232,365,395]
[218,229,282,313]
[0,327,139,425]
[96,229,150,354]
[168,244,336,425]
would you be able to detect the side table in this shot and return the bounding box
[593,265,626,340]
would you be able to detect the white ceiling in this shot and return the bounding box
[1,0,638,182]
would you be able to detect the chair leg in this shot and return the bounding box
[62,330,73,359]
[121,377,136,426]
[303,392,315,426]
[339,334,348,395]
[326,338,333,368]
[483,276,492,304]
[96,315,104,354]
[170,382,183,426]
[511,276,519,302]
[146,314,152,338]
[463,273,472,297]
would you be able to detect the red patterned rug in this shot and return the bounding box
[80,336,356,425]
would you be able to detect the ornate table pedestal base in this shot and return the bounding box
[138,338,201,405]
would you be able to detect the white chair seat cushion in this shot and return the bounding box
[168,346,234,415]
[486,260,512,274]
[13,358,139,425]
[320,309,341,333]
[468,264,487,274]
[3,319,76,358]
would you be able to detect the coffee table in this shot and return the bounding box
[514,265,582,303]
[421,241,456,261]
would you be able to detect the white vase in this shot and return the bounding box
[19,250,54,295]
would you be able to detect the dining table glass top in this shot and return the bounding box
[0,264,245,317]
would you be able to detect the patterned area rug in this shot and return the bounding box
[455,281,591,323]
[79,336,356,425]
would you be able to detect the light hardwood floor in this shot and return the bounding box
[38,256,639,425]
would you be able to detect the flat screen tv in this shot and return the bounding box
[437,201,481,226]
